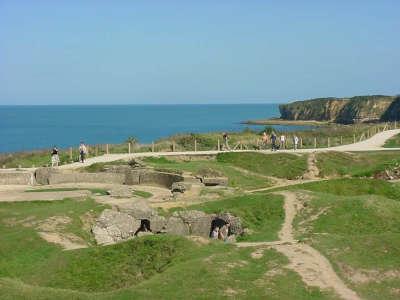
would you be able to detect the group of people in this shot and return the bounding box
[262,132,299,151]
[211,223,230,241]
[50,141,88,167]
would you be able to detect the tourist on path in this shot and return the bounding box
[280,134,286,149]
[293,135,299,150]
[79,141,88,163]
[262,131,269,149]
[51,146,60,167]
[222,132,230,150]
[271,132,277,151]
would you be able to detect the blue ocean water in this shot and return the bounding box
[0,104,306,153]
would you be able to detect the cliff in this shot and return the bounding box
[279,95,398,124]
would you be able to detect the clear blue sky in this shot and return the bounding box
[0,0,399,105]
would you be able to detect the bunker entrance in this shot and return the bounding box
[135,219,151,236]
[209,218,229,238]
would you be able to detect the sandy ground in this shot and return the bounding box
[236,192,361,300]
[55,129,400,170]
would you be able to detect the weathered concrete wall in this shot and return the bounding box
[34,167,183,187]
[139,171,184,189]
[48,172,125,185]
[0,170,35,185]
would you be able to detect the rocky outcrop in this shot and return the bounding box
[381,96,400,121]
[92,202,243,245]
[279,95,398,124]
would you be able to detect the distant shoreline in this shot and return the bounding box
[242,118,328,126]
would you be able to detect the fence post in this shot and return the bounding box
[353,134,356,144]
[327,137,330,148]
[340,136,343,145]
[106,144,109,154]
[152,142,155,152]
[194,139,197,152]
[218,139,220,151]
[395,121,397,129]
[69,147,73,160]
[240,141,243,150]
[314,137,317,149]
[300,137,303,148]
[128,143,131,154]
[172,141,175,152]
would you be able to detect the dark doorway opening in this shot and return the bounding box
[209,218,228,237]
[135,219,152,236]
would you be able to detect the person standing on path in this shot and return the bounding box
[51,146,60,167]
[262,131,269,149]
[222,132,230,150]
[271,132,277,151]
[280,134,286,149]
[79,141,88,163]
[293,135,299,150]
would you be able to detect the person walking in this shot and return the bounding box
[262,131,269,149]
[51,146,60,167]
[280,134,286,149]
[79,141,87,163]
[271,132,277,151]
[222,132,230,150]
[293,135,299,150]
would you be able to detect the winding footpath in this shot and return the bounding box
[59,129,400,170]
[237,192,361,300]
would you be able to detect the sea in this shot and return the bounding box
[0,104,309,153]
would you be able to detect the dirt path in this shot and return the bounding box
[237,192,361,300]
[302,152,320,179]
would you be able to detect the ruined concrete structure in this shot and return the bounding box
[92,201,243,245]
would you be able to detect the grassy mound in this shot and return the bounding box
[143,156,272,189]
[286,178,400,200]
[217,152,308,179]
[173,193,285,242]
[316,151,400,178]
[294,189,400,300]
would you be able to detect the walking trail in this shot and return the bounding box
[59,129,400,170]
[237,191,361,300]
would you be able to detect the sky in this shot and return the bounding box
[0,0,399,105]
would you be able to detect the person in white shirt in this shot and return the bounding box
[79,141,87,163]
[280,135,286,149]
[293,135,299,150]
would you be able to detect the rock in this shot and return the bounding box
[35,167,55,185]
[173,210,213,237]
[107,186,132,198]
[165,217,189,236]
[92,209,140,245]
[149,215,167,233]
[217,212,243,236]
[201,177,228,186]
[125,200,157,219]
[279,95,397,124]
[171,182,192,193]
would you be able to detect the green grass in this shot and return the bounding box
[292,190,400,300]
[0,193,336,299]
[284,178,400,200]
[172,193,285,242]
[217,152,308,179]
[384,133,400,148]
[316,151,400,178]
[143,156,272,190]
[132,190,153,198]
